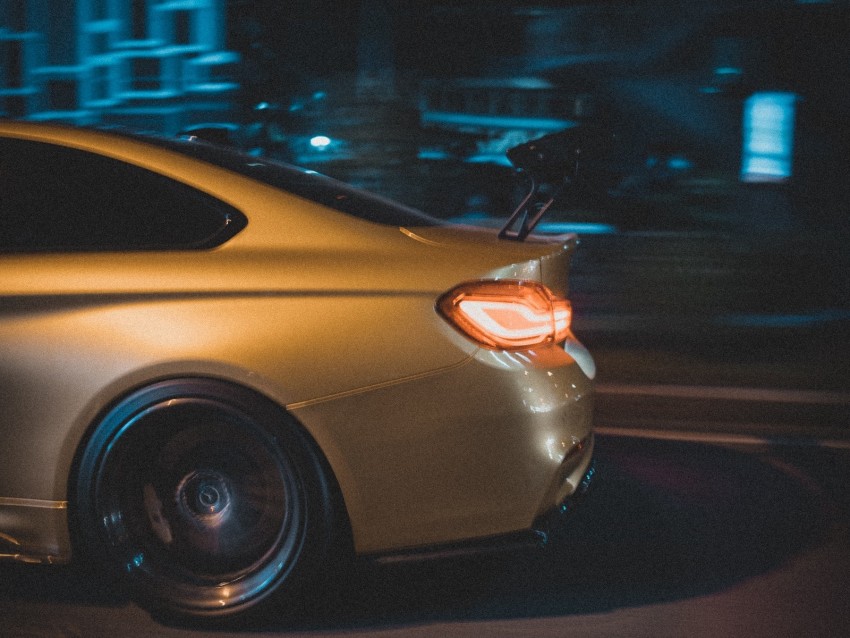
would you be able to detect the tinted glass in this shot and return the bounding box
[0,137,246,253]
[128,132,444,228]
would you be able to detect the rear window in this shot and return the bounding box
[128,132,445,228]
[0,137,246,253]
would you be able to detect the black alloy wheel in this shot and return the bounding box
[74,379,337,619]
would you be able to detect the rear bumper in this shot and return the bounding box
[369,452,597,565]
[292,341,595,555]
[532,449,597,543]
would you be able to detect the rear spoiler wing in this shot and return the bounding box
[499,125,616,241]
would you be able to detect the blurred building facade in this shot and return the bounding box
[0,0,238,132]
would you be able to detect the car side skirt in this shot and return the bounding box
[0,497,71,564]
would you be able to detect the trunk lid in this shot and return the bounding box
[401,224,577,297]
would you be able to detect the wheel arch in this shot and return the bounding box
[66,373,354,566]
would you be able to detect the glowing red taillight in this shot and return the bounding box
[437,280,572,350]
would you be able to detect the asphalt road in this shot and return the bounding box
[2,430,849,638]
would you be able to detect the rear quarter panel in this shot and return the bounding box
[0,281,470,503]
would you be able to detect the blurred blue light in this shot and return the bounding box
[448,214,617,235]
[421,112,574,132]
[536,222,617,235]
[418,149,453,160]
[667,156,693,171]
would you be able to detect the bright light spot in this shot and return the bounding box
[310,135,332,149]
[553,305,570,334]
[545,436,567,462]
[459,299,553,341]
[128,553,144,570]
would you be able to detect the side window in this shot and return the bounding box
[0,137,246,252]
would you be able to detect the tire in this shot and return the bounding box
[73,379,338,619]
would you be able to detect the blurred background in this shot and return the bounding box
[2,0,849,395]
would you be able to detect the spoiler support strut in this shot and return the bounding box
[498,174,567,241]
[498,125,614,241]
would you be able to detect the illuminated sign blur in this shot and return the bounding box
[741,92,797,182]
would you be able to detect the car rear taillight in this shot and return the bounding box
[437,280,572,350]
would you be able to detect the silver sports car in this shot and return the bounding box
[0,120,595,619]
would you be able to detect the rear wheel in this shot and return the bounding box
[74,379,336,619]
